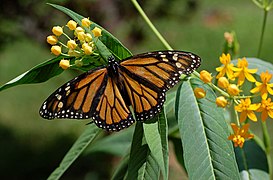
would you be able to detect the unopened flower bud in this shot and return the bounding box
[200,70,212,83]
[46,35,58,45]
[85,33,93,42]
[216,96,228,108]
[194,87,206,99]
[77,32,86,41]
[75,27,84,35]
[67,40,77,50]
[82,18,92,27]
[92,27,102,37]
[52,26,63,36]
[59,59,70,70]
[67,20,77,30]
[51,45,62,56]
[217,77,229,89]
[82,43,93,55]
[227,84,240,96]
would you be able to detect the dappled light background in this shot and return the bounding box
[1,0,273,179]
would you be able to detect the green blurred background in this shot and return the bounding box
[1,0,273,179]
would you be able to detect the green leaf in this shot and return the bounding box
[169,137,185,169]
[176,78,240,179]
[164,87,178,133]
[48,3,132,60]
[84,127,134,156]
[143,112,169,180]
[235,140,269,179]
[47,124,101,180]
[0,56,66,92]
[126,122,160,180]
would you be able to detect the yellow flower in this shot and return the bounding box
[59,59,70,70]
[233,58,257,86]
[51,45,62,56]
[67,20,77,30]
[217,77,229,89]
[82,43,93,55]
[216,53,238,80]
[216,96,228,108]
[194,87,206,99]
[235,98,260,122]
[228,123,254,148]
[227,84,240,96]
[92,27,102,37]
[82,17,92,27]
[200,70,212,83]
[67,40,77,50]
[256,98,273,122]
[250,71,273,99]
[46,35,58,45]
[52,26,63,36]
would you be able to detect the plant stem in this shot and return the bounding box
[261,121,272,178]
[257,9,268,58]
[131,0,173,50]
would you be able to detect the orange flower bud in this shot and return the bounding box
[200,70,212,83]
[217,77,229,89]
[216,96,228,108]
[82,43,93,55]
[67,20,77,30]
[51,45,62,56]
[52,26,63,36]
[82,18,92,27]
[194,87,206,99]
[59,59,70,70]
[67,40,77,50]
[46,35,58,45]
[227,84,240,96]
[92,27,102,37]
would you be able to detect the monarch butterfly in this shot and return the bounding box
[40,51,201,131]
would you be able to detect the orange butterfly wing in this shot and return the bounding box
[119,51,201,121]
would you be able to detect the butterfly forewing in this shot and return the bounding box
[119,51,201,121]
[40,68,107,119]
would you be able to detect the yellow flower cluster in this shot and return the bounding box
[46,18,103,69]
[194,53,273,148]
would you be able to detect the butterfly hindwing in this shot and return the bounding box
[119,50,201,121]
[92,77,135,131]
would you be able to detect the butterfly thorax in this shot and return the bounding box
[107,56,131,106]
[107,56,119,78]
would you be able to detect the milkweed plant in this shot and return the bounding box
[1,0,273,179]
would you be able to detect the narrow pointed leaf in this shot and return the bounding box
[126,122,160,180]
[176,78,240,179]
[0,56,65,91]
[85,127,134,156]
[143,112,168,179]
[48,124,101,180]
